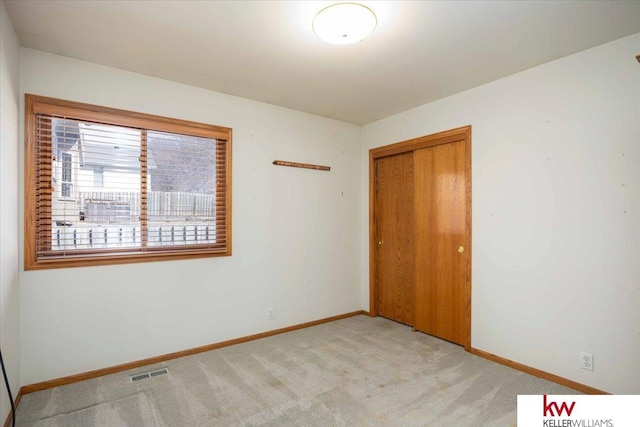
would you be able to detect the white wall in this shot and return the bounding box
[19,49,362,384]
[0,0,21,421]
[361,33,640,394]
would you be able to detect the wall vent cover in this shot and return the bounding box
[129,367,169,382]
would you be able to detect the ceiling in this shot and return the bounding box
[5,0,640,125]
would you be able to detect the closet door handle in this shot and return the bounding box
[378,240,384,245]
[458,246,464,253]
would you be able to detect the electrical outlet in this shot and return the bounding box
[267,307,275,320]
[580,352,594,371]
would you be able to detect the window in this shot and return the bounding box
[92,166,104,188]
[25,94,232,269]
[60,152,73,198]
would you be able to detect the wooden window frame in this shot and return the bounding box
[24,94,232,270]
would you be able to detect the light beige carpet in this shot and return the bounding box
[15,315,578,426]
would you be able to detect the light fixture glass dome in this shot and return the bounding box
[313,3,377,45]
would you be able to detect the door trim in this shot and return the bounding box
[369,125,472,350]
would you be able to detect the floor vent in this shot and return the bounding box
[129,368,169,382]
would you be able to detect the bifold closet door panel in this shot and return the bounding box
[374,152,415,326]
[413,140,468,345]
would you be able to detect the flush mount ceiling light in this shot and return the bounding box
[313,3,377,45]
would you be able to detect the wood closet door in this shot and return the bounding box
[374,152,414,326]
[414,140,469,345]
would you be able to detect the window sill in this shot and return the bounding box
[25,246,231,270]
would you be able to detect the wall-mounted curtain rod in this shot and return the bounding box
[272,160,330,171]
